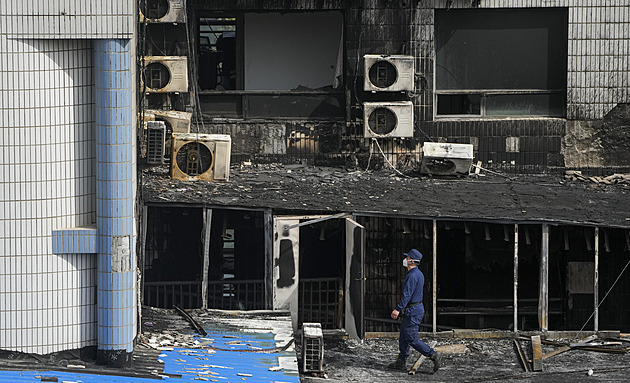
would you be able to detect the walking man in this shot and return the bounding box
[388,248,441,372]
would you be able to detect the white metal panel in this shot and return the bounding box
[345,218,365,340]
[273,217,300,333]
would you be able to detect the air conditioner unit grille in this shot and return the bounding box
[146,62,171,90]
[364,54,414,92]
[369,61,398,89]
[368,107,398,135]
[302,323,324,373]
[176,141,213,177]
[146,121,166,165]
[142,57,188,93]
[139,0,185,23]
[141,0,170,19]
[363,101,413,138]
[171,133,231,182]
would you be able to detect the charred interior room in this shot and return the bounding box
[141,204,630,334]
[143,206,267,310]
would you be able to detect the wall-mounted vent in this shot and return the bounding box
[146,120,166,164]
[142,56,188,93]
[364,54,415,92]
[363,101,414,138]
[171,133,231,182]
[139,0,186,24]
[420,142,474,175]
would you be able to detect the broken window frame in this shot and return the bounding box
[434,8,568,119]
[435,89,567,118]
[195,11,346,120]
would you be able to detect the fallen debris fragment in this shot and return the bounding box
[565,170,630,185]
[531,335,543,372]
[409,341,437,375]
[435,343,469,354]
[174,305,208,336]
[512,339,530,372]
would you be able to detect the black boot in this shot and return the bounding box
[430,351,442,372]
[387,356,407,371]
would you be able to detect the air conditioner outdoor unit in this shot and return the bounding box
[139,0,186,23]
[146,120,166,164]
[363,101,414,138]
[144,109,192,134]
[364,54,415,92]
[171,133,231,182]
[301,323,324,373]
[420,142,474,175]
[142,56,188,93]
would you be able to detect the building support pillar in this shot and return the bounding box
[594,227,599,331]
[432,220,437,334]
[94,39,135,367]
[538,224,549,332]
[513,224,519,332]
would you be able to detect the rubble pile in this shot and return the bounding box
[565,170,630,185]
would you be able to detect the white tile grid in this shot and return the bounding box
[1,34,99,353]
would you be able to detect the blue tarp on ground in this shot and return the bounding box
[0,328,300,382]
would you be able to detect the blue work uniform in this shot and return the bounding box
[395,267,435,360]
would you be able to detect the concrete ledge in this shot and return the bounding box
[52,227,97,254]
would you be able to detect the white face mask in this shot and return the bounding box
[402,258,408,268]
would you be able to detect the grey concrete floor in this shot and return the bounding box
[300,336,630,383]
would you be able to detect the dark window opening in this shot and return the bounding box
[207,209,266,310]
[196,11,345,119]
[437,94,481,115]
[199,17,238,91]
[597,228,630,332]
[298,219,345,329]
[144,207,204,309]
[358,217,434,333]
[435,8,568,117]
[143,207,265,310]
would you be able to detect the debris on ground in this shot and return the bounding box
[565,170,630,185]
[301,334,630,383]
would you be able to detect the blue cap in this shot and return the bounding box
[404,248,423,261]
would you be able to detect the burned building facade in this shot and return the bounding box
[139,0,630,340]
[1,0,630,363]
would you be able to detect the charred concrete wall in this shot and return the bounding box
[141,0,630,173]
[564,104,630,170]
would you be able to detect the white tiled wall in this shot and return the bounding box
[0,0,134,39]
[0,35,97,353]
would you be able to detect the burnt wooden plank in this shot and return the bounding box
[531,335,543,372]
[409,341,437,375]
[513,339,530,372]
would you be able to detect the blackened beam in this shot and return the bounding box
[173,305,208,336]
[282,212,350,235]
[513,339,531,372]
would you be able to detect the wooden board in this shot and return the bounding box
[409,341,437,375]
[531,335,543,372]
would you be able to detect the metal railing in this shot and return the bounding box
[144,281,202,309]
[299,277,343,329]
[206,279,265,310]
